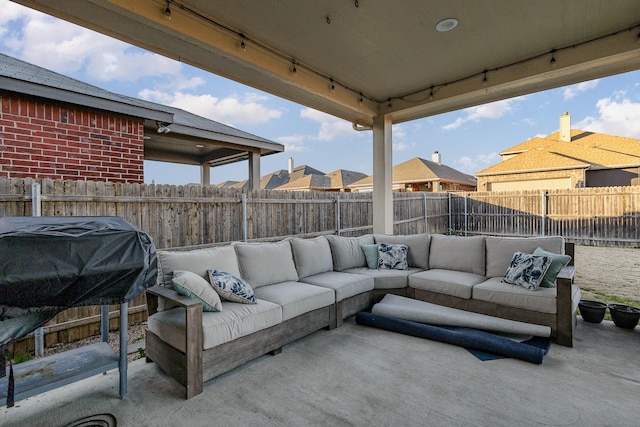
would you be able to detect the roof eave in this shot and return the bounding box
[1,76,173,123]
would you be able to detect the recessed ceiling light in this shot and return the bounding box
[436,18,458,32]
[195,144,204,148]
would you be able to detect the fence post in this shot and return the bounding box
[31,182,42,217]
[448,193,452,234]
[541,190,547,236]
[335,195,341,235]
[31,183,44,357]
[423,192,428,233]
[464,193,469,236]
[241,193,247,242]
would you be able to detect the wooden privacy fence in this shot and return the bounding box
[0,177,448,353]
[450,186,640,247]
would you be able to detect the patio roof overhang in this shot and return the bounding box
[13,0,640,231]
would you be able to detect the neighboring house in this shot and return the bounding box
[347,153,477,193]
[475,113,640,191]
[217,158,367,192]
[0,53,282,185]
[277,169,368,192]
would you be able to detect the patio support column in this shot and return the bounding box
[372,114,393,234]
[248,151,260,191]
[200,163,210,186]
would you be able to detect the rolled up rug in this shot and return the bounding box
[355,311,549,364]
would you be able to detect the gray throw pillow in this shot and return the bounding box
[172,270,223,312]
[361,244,380,269]
[533,247,572,288]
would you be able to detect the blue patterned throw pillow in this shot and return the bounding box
[377,243,409,270]
[502,252,552,290]
[208,269,257,304]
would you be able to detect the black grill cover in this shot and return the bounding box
[0,216,157,347]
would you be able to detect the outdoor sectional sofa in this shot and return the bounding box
[145,233,579,399]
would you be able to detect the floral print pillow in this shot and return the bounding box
[377,243,409,270]
[502,252,552,290]
[208,269,257,304]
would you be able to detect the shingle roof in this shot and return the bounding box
[0,52,276,146]
[276,169,368,190]
[478,129,640,176]
[349,157,476,187]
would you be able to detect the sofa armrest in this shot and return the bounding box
[555,265,576,347]
[145,285,203,398]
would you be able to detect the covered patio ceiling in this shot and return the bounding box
[12,0,640,232]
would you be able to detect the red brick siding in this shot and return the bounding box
[0,94,145,183]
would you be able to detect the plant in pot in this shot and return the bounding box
[608,304,640,329]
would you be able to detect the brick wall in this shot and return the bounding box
[0,94,145,183]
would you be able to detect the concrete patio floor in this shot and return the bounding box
[2,317,639,427]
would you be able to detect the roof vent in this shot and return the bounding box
[288,157,294,174]
[432,151,442,165]
[560,112,571,142]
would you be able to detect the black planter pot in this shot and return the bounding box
[578,300,608,324]
[608,304,640,329]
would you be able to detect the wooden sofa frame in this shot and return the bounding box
[409,242,577,347]
[145,285,338,399]
[145,242,576,398]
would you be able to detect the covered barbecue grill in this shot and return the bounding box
[0,216,157,406]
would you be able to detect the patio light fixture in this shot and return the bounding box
[435,18,458,32]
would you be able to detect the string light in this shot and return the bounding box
[387,99,392,111]
[155,2,640,109]
[550,49,557,68]
[291,59,297,76]
[330,78,335,93]
[358,93,364,105]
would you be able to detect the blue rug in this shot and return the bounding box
[355,312,550,364]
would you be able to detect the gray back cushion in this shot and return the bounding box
[290,236,334,279]
[235,239,299,288]
[325,234,374,271]
[374,234,430,269]
[485,236,564,278]
[428,234,486,276]
[157,245,240,287]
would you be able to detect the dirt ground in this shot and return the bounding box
[574,245,640,305]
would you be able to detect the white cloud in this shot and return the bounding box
[443,97,525,130]
[300,108,354,141]
[575,94,640,139]
[563,79,599,100]
[276,135,309,152]
[139,91,282,127]
[0,1,183,81]
[455,152,499,172]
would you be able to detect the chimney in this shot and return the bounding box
[288,157,294,174]
[560,112,571,142]
[432,151,442,165]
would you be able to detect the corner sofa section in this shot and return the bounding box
[145,233,578,399]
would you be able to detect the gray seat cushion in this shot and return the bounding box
[299,271,374,301]
[234,240,299,288]
[428,234,486,276]
[290,236,334,279]
[373,234,430,269]
[408,269,486,299]
[472,276,581,314]
[325,234,374,271]
[147,299,282,352]
[344,267,421,289]
[254,281,335,321]
[485,236,564,278]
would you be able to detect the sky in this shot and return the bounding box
[1,1,640,186]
